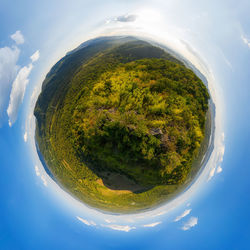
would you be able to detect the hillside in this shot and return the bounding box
[34,37,210,213]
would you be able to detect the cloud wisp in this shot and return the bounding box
[23,131,28,142]
[207,167,216,181]
[104,219,116,224]
[34,165,47,186]
[181,217,198,231]
[30,50,40,62]
[207,132,225,181]
[241,35,250,49]
[10,30,24,45]
[7,64,33,126]
[77,216,96,226]
[7,50,40,126]
[101,224,136,232]
[0,46,20,124]
[174,209,192,222]
[216,165,223,174]
[143,222,162,228]
[41,175,48,187]
[35,165,40,176]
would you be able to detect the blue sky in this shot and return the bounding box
[1,0,250,249]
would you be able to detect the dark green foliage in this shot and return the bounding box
[71,58,209,186]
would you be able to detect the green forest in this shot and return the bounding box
[34,37,210,213]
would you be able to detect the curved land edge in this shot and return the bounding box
[34,36,212,213]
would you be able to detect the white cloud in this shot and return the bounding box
[23,131,28,142]
[77,216,96,226]
[241,35,250,49]
[151,211,167,217]
[207,132,225,181]
[143,222,162,228]
[11,30,24,45]
[104,219,113,223]
[7,63,33,126]
[217,145,225,163]
[221,132,225,142]
[30,86,40,106]
[0,46,20,124]
[101,224,136,232]
[35,165,40,176]
[34,165,47,186]
[30,50,40,62]
[207,167,216,181]
[174,209,192,222]
[7,50,40,126]
[104,219,116,223]
[181,217,198,231]
[41,175,48,186]
[216,165,223,174]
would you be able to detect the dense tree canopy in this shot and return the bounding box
[34,37,210,213]
[71,58,209,186]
